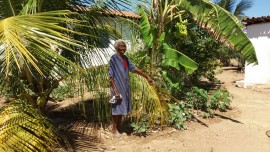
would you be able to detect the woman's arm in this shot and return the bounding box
[134,68,154,84]
[110,77,121,99]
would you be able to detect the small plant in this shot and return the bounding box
[185,87,210,113]
[185,87,232,117]
[210,89,232,112]
[50,79,79,101]
[50,85,72,101]
[168,101,192,130]
[130,114,149,136]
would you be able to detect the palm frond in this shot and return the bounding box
[179,0,257,64]
[130,73,166,124]
[214,0,236,13]
[234,0,253,17]
[0,99,58,151]
[0,10,85,77]
[19,0,39,15]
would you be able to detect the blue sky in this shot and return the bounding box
[243,0,270,17]
[127,0,269,18]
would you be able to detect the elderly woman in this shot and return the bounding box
[109,39,153,136]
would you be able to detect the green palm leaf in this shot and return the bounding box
[234,0,253,17]
[179,0,257,64]
[0,10,84,77]
[214,0,236,13]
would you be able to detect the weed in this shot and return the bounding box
[185,87,232,117]
[186,87,211,113]
[210,89,231,112]
[168,101,192,130]
[130,114,149,136]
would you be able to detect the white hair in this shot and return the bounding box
[114,39,126,49]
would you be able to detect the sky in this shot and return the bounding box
[128,0,269,18]
[243,0,270,17]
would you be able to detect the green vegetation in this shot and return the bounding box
[130,114,149,136]
[0,99,57,151]
[214,0,253,67]
[0,0,255,151]
[168,101,192,130]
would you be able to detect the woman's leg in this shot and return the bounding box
[117,115,122,132]
[112,115,121,135]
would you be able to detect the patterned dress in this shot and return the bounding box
[109,54,136,115]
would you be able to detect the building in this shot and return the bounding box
[242,16,270,85]
[75,8,141,67]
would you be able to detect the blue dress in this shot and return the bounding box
[109,54,136,115]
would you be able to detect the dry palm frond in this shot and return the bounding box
[130,73,167,125]
[0,99,58,151]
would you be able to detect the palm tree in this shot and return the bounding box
[0,0,123,150]
[214,0,253,19]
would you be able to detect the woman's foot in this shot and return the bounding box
[112,129,122,138]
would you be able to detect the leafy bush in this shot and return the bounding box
[186,87,210,113]
[51,85,74,100]
[50,78,84,101]
[168,101,192,130]
[210,89,232,112]
[130,114,149,136]
[185,87,232,116]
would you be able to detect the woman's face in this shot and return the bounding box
[117,42,126,56]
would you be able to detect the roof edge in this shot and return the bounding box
[242,16,270,26]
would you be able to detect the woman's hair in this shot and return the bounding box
[114,39,126,49]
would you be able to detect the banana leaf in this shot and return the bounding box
[178,0,257,64]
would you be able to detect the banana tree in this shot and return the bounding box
[178,0,256,63]
[137,0,257,88]
[139,0,198,75]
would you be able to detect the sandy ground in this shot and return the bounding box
[99,68,270,152]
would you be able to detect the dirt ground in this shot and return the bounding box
[95,68,270,152]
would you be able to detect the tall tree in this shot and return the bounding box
[214,0,253,19]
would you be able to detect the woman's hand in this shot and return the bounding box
[134,68,154,84]
[147,76,154,84]
[115,94,121,100]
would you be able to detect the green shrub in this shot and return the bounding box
[130,114,149,136]
[210,89,231,112]
[168,101,192,130]
[186,87,211,113]
[185,87,232,116]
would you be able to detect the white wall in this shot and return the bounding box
[80,17,135,68]
[245,22,270,84]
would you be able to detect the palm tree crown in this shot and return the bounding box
[214,0,253,19]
